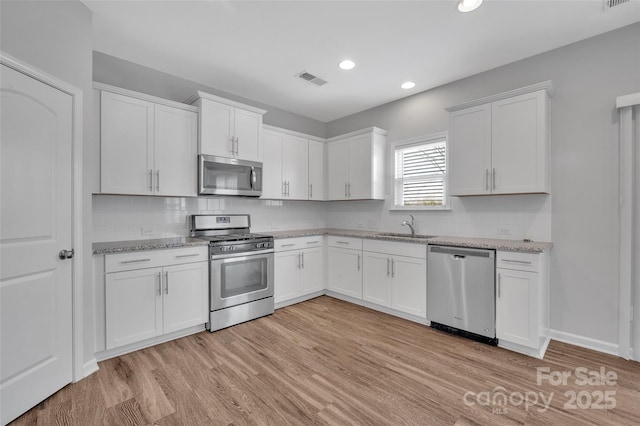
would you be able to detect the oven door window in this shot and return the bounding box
[221,257,268,298]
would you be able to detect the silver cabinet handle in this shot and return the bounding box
[156,170,160,192]
[282,181,286,196]
[165,271,169,294]
[157,272,162,296]
[387,258,390,276]
[336,241,350,245]
[348,183,351,198]
[230,136,235,154]
[357,253,361,271]
[281,243,296,247]
[391,259,395,277]
[175,253,200,258]
[235,136,239,155]
[121,258,151,264]
[306,241,320,244]
[301,252,304,268]
[344,182,347,198]
[286,181,290,197]
[309,183,313,198]
[501,259,533,265]
[297,252,301,269]
[497,273,501,298]
[492,168,496,190]
[485,169,489,191]
[149,169,154,192]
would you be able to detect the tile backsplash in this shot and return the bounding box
[93,193,551,243]
[92,195,328,242]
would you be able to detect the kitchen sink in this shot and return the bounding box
[376,232,436,239]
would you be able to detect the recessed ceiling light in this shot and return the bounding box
[457,0,483,12]
[339,59,355,70]
[401,81,416,90]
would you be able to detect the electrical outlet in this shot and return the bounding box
[141,227,155,235]
[497,227,512,236]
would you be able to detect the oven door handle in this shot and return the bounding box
[211,249,274,260]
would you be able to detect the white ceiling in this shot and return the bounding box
[84,1,640,122]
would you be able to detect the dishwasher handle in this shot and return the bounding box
[429,245,494,258]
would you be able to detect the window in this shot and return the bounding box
[393,133,448,209]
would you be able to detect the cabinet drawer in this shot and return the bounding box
[327,236,362,250]
[363,239,426,259]
[496,251,540,272]
[106,246,208,273]
[275,236,324,252]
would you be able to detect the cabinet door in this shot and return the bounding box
[391,256,427,318]
[234,108,262,161]
[327,247,362,298]
[347,134,373,199]
[308,140,325,201]
[199,99,234,157]
[491,91,548,194]
[106,267,163,349]
[274,250,300,303]
[154,105,198,197]
[327,140,349,200]
[299,247,324,294]
[262,130,284,199]
[496,268,538,348]
[448,104,492,196]
[162,262,209,334]
[283,135,309,200]
[363,252,391,307]
[101,91,154,195]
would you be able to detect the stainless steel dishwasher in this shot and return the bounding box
[427,245,497,344]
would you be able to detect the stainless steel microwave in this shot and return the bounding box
[198,155,263,197]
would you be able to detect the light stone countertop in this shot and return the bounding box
[270,228,552,253]
[93,237,209,255]
[93,229,552,255]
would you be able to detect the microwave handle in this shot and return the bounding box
[250,167,256,190]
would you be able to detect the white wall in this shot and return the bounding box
[326,23,640,347]
[0,1,96,373]
[634,106,640,360]
[93,52,327,138]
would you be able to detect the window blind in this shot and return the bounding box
[395,140,446,207]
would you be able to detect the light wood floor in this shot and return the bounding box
[11,296,640,425]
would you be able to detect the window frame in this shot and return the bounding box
[389,131,450,211]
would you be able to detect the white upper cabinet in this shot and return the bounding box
[447,82,553,196]
[188,91,266,162]
[99,85,198,197]
[308,140,325,200]
[326,127,386,200]
[262,125,324,200]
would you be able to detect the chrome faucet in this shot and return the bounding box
[401,215,416,236]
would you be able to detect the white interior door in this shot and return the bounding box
[0,64,74,424]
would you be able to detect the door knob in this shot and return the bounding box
[59,249,74,260]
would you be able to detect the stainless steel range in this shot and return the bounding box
[190,214,274,331]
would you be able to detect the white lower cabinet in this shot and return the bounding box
[362,240,427,318]
[105,247,208,350]
[327,237,363,299]
[274,237,325,305]
[106,267,163,349]
[495,250,549,357]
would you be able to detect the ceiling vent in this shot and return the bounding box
[296,71,328,87]
[604,0,629,9]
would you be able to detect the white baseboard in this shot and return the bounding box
[96,324,205,362]
[275,291,324,310]
[81,359,99,379]
[549,329,619,357]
